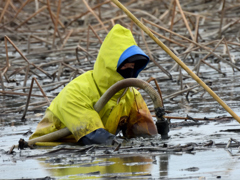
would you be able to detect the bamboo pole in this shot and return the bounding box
[223,39,235,72]
[140,27,172,79]
[142,18,240,71]
[193,37,224,74]
[194,16,200,43]
[46,0,63,46]
[219,0,225,37]
[66,0,110,27]
[14,0,32,18]
[88,25,103,44]
[4,36,52,78]
[52,0,62,47]
[0,0,10,23]
[15,5,48,30]
[146,27,187,48]
[168,0,176,47]
[0,72,4,91]
[60,29,73,49]
[110,0,240,123]
[21,77,50,120]
[175,0,195,40]
[0,90,55,98]
[82,0,108,33]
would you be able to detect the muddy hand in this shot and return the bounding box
[18,138,34,150]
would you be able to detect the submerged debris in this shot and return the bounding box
[181,167,199,172]
[19,137,239,160]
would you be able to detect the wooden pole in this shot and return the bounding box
[110,0,240,123]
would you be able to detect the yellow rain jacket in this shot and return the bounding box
[30,24,157,142]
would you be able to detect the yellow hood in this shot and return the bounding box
[93,24,149,99]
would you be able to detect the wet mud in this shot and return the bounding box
[1,69,240,180]
[1,1,240,179]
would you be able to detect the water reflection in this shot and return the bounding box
[37,155,165,179]
[159,154,169,177]
[1,60,240,179]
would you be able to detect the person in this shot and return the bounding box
[29,24,158,145]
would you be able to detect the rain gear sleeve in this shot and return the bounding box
[29,24,158,144]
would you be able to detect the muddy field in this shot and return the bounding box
[1,0,240,179]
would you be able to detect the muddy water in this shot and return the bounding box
[1,121,240,179]
[1,67,240,179]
